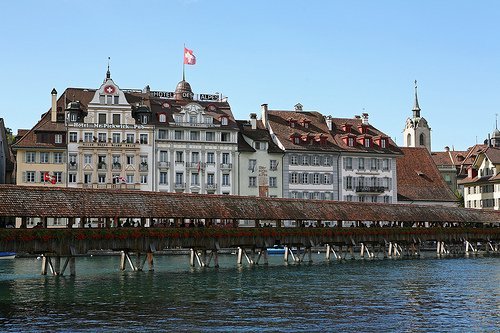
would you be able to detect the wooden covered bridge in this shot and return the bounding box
[0,185,498,274]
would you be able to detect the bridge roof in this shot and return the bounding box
[0,185,498,223]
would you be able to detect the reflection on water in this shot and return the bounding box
[0,254,498,332]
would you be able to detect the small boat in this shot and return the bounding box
[0,252,16,259]
[267,245,285,255]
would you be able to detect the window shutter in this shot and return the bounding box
[353,158,358,170]
[343,176,346,189]
[22,172,26,183]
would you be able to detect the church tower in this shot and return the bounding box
[403,80,431,152]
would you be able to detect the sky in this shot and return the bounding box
[0,0,498,151]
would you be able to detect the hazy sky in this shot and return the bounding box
[1,0,498,151]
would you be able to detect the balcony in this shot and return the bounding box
[111,163,122,171]
[80,141,138,149]
[206,183,217,191]
[355,186,386,194]
[174,182,186,190]
[139,163,148,172]
[186,162,204,170]
[220,163,232,170]
[158,161,170,169]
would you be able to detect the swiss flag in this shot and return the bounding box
[184,47,196,65]
[44,172,56,184]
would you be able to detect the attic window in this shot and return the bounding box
[301,119,311,128]
[342,124,352,133]
[364,138,371,148]
[220,116,228,126]
[380,138,387,148]
[348,137,354,147]
[159,113,167,123]
[288,118,297,128]
[358,124,368,134]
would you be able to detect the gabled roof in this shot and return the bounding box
[482,146,500,164]
[266,110,339,152]
[329,117,402,155]
[236,120,283,153]
[397,147,457,203]
[431,151,455,166]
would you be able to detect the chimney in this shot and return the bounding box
[444,146,450,152]
[361,113,369,125]
[325,115,333,131]
[261,104,268,127]
[249,113,257,130]
[51,88,57,122]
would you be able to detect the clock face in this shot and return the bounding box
[104,85,116,94]
[162,102,170,108]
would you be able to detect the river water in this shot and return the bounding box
[0,253,498,332]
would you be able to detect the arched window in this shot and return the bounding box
[419,133,425,146]
[406,133,411,147]
[159,114,166,123]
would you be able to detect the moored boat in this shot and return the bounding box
[0,252,16,259]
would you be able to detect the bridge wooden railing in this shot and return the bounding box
[1,227,498,255]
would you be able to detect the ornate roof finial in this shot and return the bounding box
[496,113,498,130]
[412,80,421,118]
[106,57,111,80]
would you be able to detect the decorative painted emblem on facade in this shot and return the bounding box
[104,85,116,94]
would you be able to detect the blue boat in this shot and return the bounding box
[267,246,285,255]
[0,252,16,259]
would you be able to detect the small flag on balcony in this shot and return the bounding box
[43,172,56,184]
[197,161,201,173]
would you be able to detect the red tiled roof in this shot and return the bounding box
[267,110,339,152]
[0,185,497,223]
[397,147,458,203]
[431,151,454,166]
[483,146,500,164]
[329,117,401,155]
[236,120,283,153]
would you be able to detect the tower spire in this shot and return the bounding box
[106,57,111,81]
[412,80,421,118]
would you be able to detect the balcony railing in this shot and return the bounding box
[220,163,232,170]
[186,162,204,170]
[158,161,170,169]
[111,163,122,171]
[69,163,78,170]
[174,182,186,190]
[206,183,217,191]
[80,142,138,149]
[355,186,386,193]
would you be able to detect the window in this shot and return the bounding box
[98,155,106,167]
[68,173,76,183]
[207,173,215,185]
[358,158,365,170]
[206,132,215,141]
[69,132,77,143]
[221,132,230,142]
[323,174,331,184]
[312,156,320,166]
[140,175,148,184]
[126,155,134,165]
[348,137,354,147]
[249,159,257,171]
[255,142,266,150]
[270,160,278,170]
[345,176,353,190]
[175,151,184,163]
[70,113,77,122]
[382,159,390,171]
[419,133,425,146]
[301,156,309,165]
[174,130,184,140]
[207,152,215,164]
[140,134,148,144]
[371,158,377,170]
[126,134,135,143]
[175,172,184,185]
[190,115,197,124]
[190,173,199,185]
[26,152,36,163]
[175,115,182,123]
[191,152,200,163]
[290,155,298,165]
[301,173,309,184]
[55,134,63,144]
[313,173,320,184]
[159,151,168,163]
[98,174,106,184]
[205,117,213,125]
[126,174,134,184]
[380,139,386,149]
[140,155,148,165]
[383,196,390,203]
[290,173,298,184]
[40,152,49,164]
[84,132,93,142]
[190,131,200,141]
[323,156,331,166]
[158,129,167,140]
[222,174,230,186]
[364,138,371,148]
[97,114,106,124]
[54,152,63,164]
[107,96,112,105]
[222,153,230,164]
[99,95,105,104]
[112,133,121,143]
[221,117,228,125]
[84,173,92,184]
[159,172,168,185]
[269,177,277,188]
[159,114,166,123]
[112,114,120,125]
[249,176,257,187]
[84,154,92,164]
[98,133,107,142]
[26,171,35,183]
[114,96,119,104]
[69,154,77,165]
[344,157,352,170]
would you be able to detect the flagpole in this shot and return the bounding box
[182,44,185,81]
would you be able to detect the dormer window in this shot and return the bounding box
[348,137,354,147]
[358,124,368,134]
[364,138,371,148]
[290,133,300,144]
[342,124,352,133]
[380,138,387,148]
[254,141,266,150]
[205,116,213,124]
[190,115,197,124]
[159,113,167,123]
[288,118,297,128]
[301,119,311,128]
[220,116,228,125]
[70,113,77,122]
[140,115,149,124]
[175,115,182,123]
